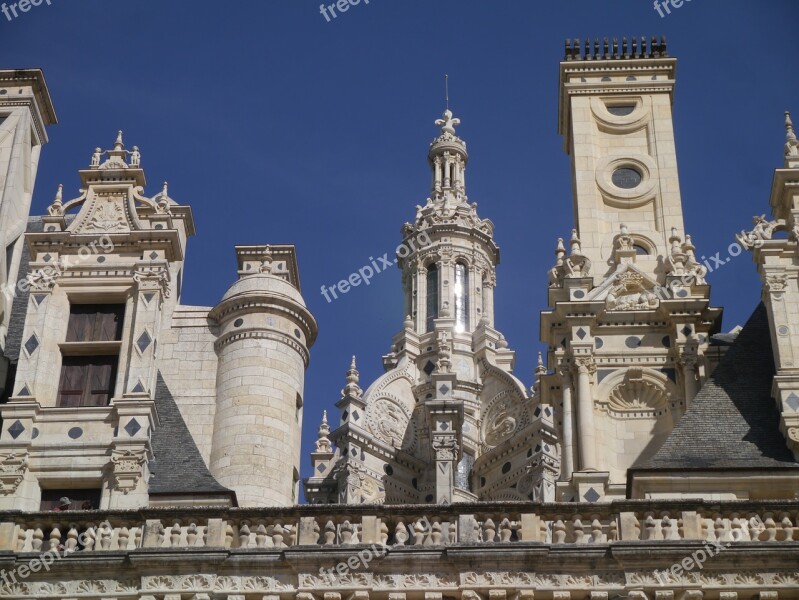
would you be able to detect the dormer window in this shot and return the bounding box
[57,303,124,407]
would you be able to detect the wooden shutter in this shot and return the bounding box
[57,356,117,407]
[66,305,124,342]
[57,358,88,407]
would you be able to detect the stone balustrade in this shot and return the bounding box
[1,500,797,554]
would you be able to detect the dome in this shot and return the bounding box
[220,273,306,307]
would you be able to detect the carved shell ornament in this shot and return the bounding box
[606,375,669,416]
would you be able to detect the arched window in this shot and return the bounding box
[454,262,469,332]
[426,264,439,332]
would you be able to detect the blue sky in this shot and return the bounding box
[2,0,798,488]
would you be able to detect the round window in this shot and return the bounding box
[612,167,643,189]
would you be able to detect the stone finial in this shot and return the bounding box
[259,245,274,274]
[682,233,696,258]
[404,314,414,330]
[115,130,124,150]
[555,238,566,265]
[569,229,582,255]
[315,411,332,453]
[47,183,64,217]
[786,111,799,162]
[342,356,362,399]
[435,109,461,136]
[154,181,172,213]
[536,352,547,377]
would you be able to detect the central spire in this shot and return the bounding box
[428,108,468,201]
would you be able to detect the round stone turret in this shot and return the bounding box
[209,246,317,507]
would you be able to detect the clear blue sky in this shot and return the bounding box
[2,0,798,489]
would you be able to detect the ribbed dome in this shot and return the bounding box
[220,273,306,307]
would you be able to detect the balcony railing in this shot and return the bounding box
[2,500,798,554]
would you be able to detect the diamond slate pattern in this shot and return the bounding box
[136,331,152,353]
[583,487,601,503]
[439,384,451,395]
[124,418,142,437]
[149,372,234,499]
[8,420,24,439]
[24,335,39,355]
[423,360,436,376]
[787,393,799,412]
[634,304,799,471]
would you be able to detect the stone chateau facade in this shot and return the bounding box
[0,36,796,598]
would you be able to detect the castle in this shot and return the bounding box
[0,36,797,598]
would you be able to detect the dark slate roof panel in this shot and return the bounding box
[148,373,234,499]
[635,303,798,470]
[5,217,44,363]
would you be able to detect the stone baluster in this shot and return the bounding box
[499,518,513,542]
[17,525,28,551]
[339,520,353,545]
[49,525,62,552]
[553,518,566,544]
[380,521,389,545]
[590,516,602,543]
[608,520,618,542]
[763,513,777,541]
[273,523,286,547]
[572,515,585,544]
[32,525,44,551]
[169,522,181,548]
[323,520,336,545]
[430,520,443,545]
[118,526,130,550]
[239,522,251,549]
[83,526,96,551]
[412,519,426,545]
[661,514,674,540]
[780,513,794,541]
[254,523,267,548]
[482,518,496,543]
[394,521,409,546]
[643,513,657,540]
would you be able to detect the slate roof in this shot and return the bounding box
[4,217,42,363]
[149,372,235,501]
[634,302,799,471]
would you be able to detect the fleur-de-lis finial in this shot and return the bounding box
[435,109,460,136]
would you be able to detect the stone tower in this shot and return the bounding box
[0,70,56,355]
[740,111,799,461]
[541,37,722,502]
[210,246,318,507]
[305,109,558,505]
